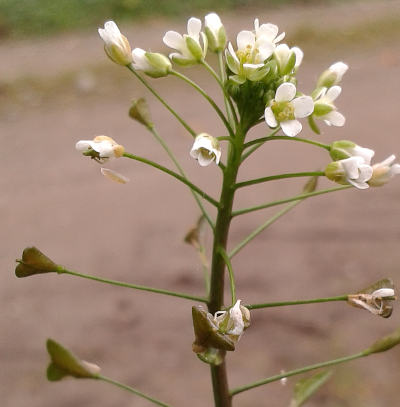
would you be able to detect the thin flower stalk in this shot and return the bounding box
[148,126,215,229]
[230,351,366,396]
[235,171,325,189]
[58,268,208,303]
[123,152,219,207]
[98,375,173,407]
[232,185,352,217]
[219,247,237,305]
[127,65,197,137]
[229,200,302,258]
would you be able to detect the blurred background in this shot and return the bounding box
[1,0,400,406]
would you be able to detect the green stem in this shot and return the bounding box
[232,185,352,217]
[241,127,281,162]
[216,53,239,128]
[59,268,207,303]
[219,247,236,305]
[123,152,219,207]
[246,295,348,310]
[98,375,173,407]
[229,200,302,258]
[127,65,196,137]
[244,135,331,150]
[230,351,366,396]
[171,70,234,137]
[208,125,246,407]
[148,125,214,229]
[235,171,325,189]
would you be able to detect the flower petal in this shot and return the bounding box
[101,168,129,184]
[281,119,302,137]
[237,30,255,51]
[275,82,296,102]
[75,140,93,151]
[293,47,303,67]
[323,111,345,126]
[264,107,278,128]
[163,31,184,50]
[293,96,314,118]
[187,17,202,38]
[325,85,342,102]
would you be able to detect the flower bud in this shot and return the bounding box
[98,21,132,66]
[15,247,61,278]
[46,338,100,381]
[317,61,348,88]
[204,13,226,52]
[132,48,171,78]
[364,327,400,355]
[129,98,153,128]
[329,140,375,163]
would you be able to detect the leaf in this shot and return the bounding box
[15,247,60,278]
[290,370,333,407]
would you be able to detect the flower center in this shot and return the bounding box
[271,101,295,122]
[237,44,260,65]
[199,148,214,159]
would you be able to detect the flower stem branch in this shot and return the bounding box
[232,185,352,217]
[235,171,325,189]
[230,351,366,396]
[98,375,173,407]
[218,247,236,305]
[240,128,281,162]
[127,65,196,137]
[148,125,215,229]
[171,70,234,137]
[243,135,331,151]
[59,268,207,303]
[229,200,302,258]
[245,295,348,310]
[123,152,219,207]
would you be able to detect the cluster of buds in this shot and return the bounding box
[325,140,400,189]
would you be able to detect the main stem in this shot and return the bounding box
[208,126,245,407]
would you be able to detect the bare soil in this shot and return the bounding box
[2,1,400,406]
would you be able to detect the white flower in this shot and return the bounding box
[163,17,207,65]
[100,168,129,184]
[208,300,251,340]
[76,135,125,163]
[253,18,285,44]
[368,155,400,187]
[274,44,303,74]
[204,13,226,52]
[330,140,375,164]
[264,82,314,137]
[132,48,171,77]
[317,61,348,87]
[98,21,132,66]
[225,27,276,83]
[325,156,373,189]
[313,86,345,127]
[190,133,221,167]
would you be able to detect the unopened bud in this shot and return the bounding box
[364,327,400,355]
[129,98,153,128]
[46,338,100,381]
[15,247,61,278]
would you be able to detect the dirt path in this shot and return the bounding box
[2,1,400,406]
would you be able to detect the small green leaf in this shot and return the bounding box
[15,247,60,278]
[129,98,153,128]
[46,338,100,381]
[290,370,333,407]
[307,115,320,135]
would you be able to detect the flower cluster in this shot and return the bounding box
[325,141,400,189]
